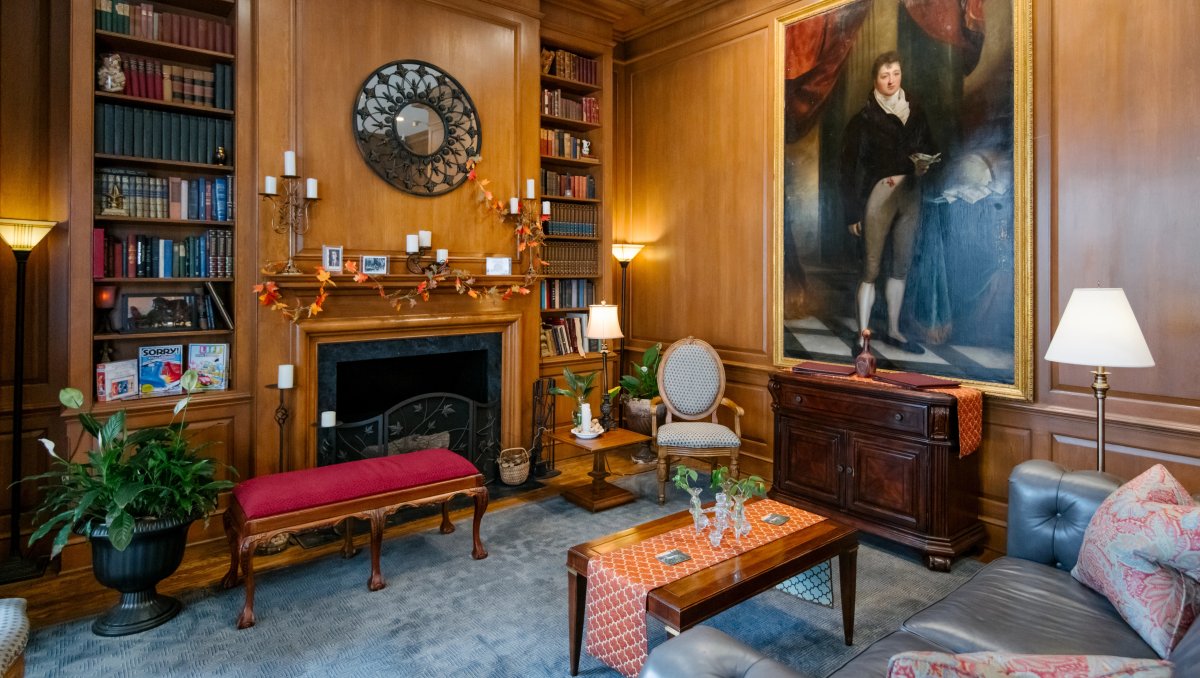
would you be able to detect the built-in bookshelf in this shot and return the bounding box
[88,0,238,402]
[539,39,607,361]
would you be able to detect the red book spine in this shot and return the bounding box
[93,228,106,278]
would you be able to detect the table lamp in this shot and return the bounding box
[0,217,56,583]
[586,302,623,431]
[1044,288,1154,471]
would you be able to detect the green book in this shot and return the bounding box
[122,106,134,157]
[112,105,124,156]
[169,113,181,162]
[94,103,108,154]
[205,117,216,164]
[131,107,143,157]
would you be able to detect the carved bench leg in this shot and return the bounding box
[367,510,386,592]
[342,518,359,559]
[236,540,257,629]
[471,487,489,560]
[221,511,240,589]
[439,502,455,534]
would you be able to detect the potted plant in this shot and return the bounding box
[548,367,597,428]
[619,344,665,456]
[24,370,234,636]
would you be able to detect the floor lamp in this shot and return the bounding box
[1045,288,1154,472]
[585,302,623,432]
[0,218,56,583]
[612,244,649,457]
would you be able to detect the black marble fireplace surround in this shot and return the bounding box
[316,333,502,478]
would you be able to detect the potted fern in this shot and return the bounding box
[24,370,234,636]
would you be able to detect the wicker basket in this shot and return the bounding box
[499,447,530,486]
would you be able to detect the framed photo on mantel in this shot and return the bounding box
[774,0,1031,399]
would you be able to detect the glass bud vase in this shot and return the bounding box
[708,492,731,548]
[687,487,709,533]
[731,492,751,539]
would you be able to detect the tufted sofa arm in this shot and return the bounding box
[1005,460,1122,572]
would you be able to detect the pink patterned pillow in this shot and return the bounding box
[886,651,1172,678]
[1072,464,1200,657]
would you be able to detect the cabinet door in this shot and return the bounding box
[844,433,927,531]
[775,416,842,506]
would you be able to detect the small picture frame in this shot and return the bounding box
[322,245,344,273]
[485,257,512,276]
[361,255,389,275]
[121,293,198,333]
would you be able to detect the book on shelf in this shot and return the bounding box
[544,202,598,237]
[539,128,594,160]
[94,228,231,279]
[96,358,138,402]
[138,344,184,396]
[204,281,233,329]
[540,169,596,199]
[97,2,234,55]
[544,48,599,86]
[188,343,228,391]
[96,103,233,165]
[540,278,594,310]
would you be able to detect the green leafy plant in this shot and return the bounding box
[672,464,766,497]
[619,343,662,400]
[25,370,235,557]
[548,367,597,404]
[672,465,698,490]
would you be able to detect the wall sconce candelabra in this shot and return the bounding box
[404,230,450,275]
[261,151,319,275]
[258,364,294,556]
[507,179,549,277]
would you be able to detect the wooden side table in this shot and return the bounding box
[549,427,651,512]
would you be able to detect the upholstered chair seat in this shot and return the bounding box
[652,337,744,504]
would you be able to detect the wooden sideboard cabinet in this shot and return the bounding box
[768,371,985,571]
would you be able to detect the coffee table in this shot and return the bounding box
[549,427,651,512]
[566,502,858,675]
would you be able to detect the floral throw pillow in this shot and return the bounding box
[1072,464,1200,657]
[886,651,1172,678]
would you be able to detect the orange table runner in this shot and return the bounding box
[583,499,827,677]
[830,375,983,456]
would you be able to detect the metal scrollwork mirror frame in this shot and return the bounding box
[352,60,482,197]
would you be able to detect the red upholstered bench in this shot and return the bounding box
[220,448,488,629]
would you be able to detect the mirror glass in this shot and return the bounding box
[394,103,445,156]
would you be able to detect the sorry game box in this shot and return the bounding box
[138,344,184,396]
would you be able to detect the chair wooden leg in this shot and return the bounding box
[471,488,489,560]
[220,511,240,589]
[235,540,257,629]
[367,511,386,591]
[730,450,739,480]
[341,518,358,558]
[657,453,669,505]
[439,501,455,534]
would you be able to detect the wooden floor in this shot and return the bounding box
[1,448,661,630]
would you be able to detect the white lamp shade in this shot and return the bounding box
[1045,288,1155,368]
[611,243,645,263]
[0,218,55,252]
[586,302,623,340]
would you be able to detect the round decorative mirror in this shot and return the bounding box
[352,61,481,196]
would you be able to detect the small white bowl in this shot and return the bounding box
[571,427,602,440]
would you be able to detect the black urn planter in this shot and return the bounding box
[88,516,193,636]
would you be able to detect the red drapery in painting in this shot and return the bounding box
[783,0,986,143]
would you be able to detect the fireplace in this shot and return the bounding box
[316,333,502,478]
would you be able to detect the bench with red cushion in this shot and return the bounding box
[220,448,488,629]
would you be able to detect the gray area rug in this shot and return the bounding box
[27,471,983,677]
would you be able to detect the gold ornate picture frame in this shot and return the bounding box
[773,0,1032,399]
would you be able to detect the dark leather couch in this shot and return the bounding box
[640,460,1200,677]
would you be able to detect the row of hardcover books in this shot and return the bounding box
[112,54,234,111]
[541,89,599,124]
[96,103,234,165]
[96,169,232,222]
[541,241,599,277]
[540,128,594,161]
[540,278,595,310]
[96,1,234,54]
[93,228,233,279]
[96,343,228,402]
[544,202,599,237]
[542,48,600,86]
[541,171,597,199]
[541,316,600,358]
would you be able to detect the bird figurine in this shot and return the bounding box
[855,329,876,378]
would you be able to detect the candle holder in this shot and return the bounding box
[260,174,319,275]
[405,245,450,276]
[507,198,547,278]
[257,382,292,555]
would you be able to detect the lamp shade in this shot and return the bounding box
[0,218,55,252]
[611,243,645,263]
[586,302,623,340]
[1045,288,1155,368]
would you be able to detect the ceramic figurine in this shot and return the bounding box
[97,53,126,93]
[855,329,876,378]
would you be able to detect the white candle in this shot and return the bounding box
[526,179,536,199]
[406,234,419,253]
[418,230,432,248]
[306,178,318,199]
[436,248,448,263]
[277,364,294,389]
[321,410,337,427]
[283,150,296,176]
[579,403,592,429]
[542,200,551,215]
[509,197,520,214]
[263,175,277,195]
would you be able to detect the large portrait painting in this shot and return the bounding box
[775,0,1031,398]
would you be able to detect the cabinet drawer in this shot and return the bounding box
[776,383,928,436]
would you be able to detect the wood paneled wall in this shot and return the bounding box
[617,0,1200,556]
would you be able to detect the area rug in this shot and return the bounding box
[26,472,983,677]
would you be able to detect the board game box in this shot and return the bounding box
[138,344,184,396]
[188,343,228,391]
[96,359,138,402]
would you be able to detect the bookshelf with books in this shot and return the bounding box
[539,34,611,376]
[70,0,247,414]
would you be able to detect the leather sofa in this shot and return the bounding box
[640,460,1200,677]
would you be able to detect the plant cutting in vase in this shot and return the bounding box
[673,465,766,545]
[548,367,597,428]
[24,369,235,636]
